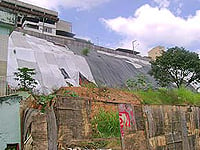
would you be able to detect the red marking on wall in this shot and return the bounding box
[118,104,135,138]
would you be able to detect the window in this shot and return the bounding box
[5,143,19,150]
[25,24,39,30]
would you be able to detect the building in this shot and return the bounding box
[148,46,165,60]
[0,7,16,95]
[56,20,75,38]
[0,95,22,150]
[0,0,74,37]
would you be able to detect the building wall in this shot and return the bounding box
[1,0,58,17]
[148,46,165,60]
[0,96,21,150]
[22,21,57,35]
[0,26,11,96]
[56,20,72,33]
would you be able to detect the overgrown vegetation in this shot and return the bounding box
[126,74,152,91]
[134,87,200,105]
[91,109,120,138]
[81,48,90,56]
[81,82,98,89]
[14,67,37,91]
[37,94,56,113]
[63,90,79,97]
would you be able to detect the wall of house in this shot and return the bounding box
[0,96,21,150]
[56,20,72,33]
[0,26,11,96]
[148,46,165,60]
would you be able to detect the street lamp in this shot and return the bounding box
[132,40,137,51]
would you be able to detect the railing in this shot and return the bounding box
[0,76,17,97]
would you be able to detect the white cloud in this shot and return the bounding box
[153,0,170,8]
[101,4,200,55]
[18,0,110,11]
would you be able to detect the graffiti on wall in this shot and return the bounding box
[118,104,136,138]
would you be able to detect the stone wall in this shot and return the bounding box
[23,97,91,150]
[23,97,200,150]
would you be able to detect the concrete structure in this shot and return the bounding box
[116,48,140,55]
[0,95,22,150]
[0,9,16,95]
[22,95,200,149]
[0,0,74,37]
[56,20,74,37]
[148,46,165,60]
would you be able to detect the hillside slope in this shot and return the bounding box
[7,31,155,94]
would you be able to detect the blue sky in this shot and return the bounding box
[20,0,200,55]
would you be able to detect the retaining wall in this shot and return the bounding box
[22,97,200,150]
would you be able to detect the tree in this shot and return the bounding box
[149,46,200,88]
[14,67,38,91]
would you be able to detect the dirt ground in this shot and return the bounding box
[57,87,141,105]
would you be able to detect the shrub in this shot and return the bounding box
[82,48,90,56]
[126,74,152,91]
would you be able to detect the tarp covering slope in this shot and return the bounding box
[7,32,95,94]
[7,31,155,94]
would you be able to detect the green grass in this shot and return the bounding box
[134,87,200,105]
[91,109,120,138]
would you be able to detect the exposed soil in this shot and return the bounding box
[57,87,141,105]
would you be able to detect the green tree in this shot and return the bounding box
[149,46,200,88]
[14,67,38,91]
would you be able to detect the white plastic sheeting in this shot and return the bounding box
[97,50,150,68]
[7,32,95,94]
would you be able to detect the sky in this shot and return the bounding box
[19,0,200,56]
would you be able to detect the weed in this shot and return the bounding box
[37,94,56,113]
[81,82,97,89]
[91,109,120,138]
[64,90,79,97]
[81,48,90,56]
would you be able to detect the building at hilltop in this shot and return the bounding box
[0,0,75,37]
[148,46,165,60]
[1,0,154,95]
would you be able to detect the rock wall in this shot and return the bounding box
[23,97,200,150]
[144,105,200,150]
[54,96,91,149]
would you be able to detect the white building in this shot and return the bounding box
[0,0,74,37]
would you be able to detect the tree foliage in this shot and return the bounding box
[149,46,200,88]
[14,67,38,91]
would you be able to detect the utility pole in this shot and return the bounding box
[96,37,99,46]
